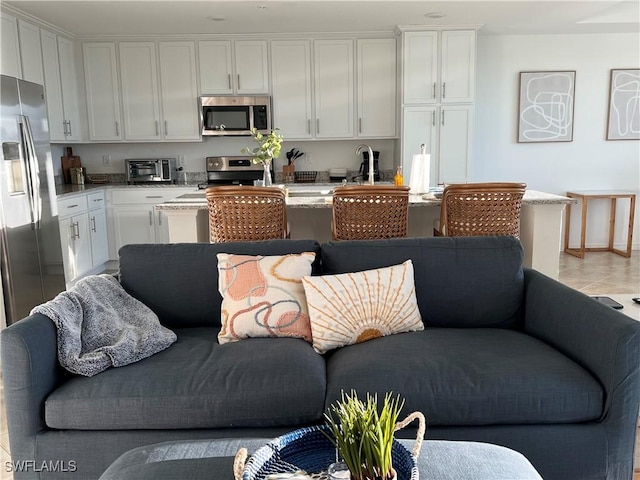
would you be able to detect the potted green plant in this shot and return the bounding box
[241,128,283,187]
[324,391,404,480]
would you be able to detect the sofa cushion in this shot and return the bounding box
[217,252,315,344]
[45,327,326,430]
[324,328,603,426]
[321,236,524,328]
[119,240,321,329]
[302,260,423,354]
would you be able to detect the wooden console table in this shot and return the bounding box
[564,190,636,258]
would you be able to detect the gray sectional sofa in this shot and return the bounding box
[2,236,639,480]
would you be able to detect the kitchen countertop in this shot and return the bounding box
[56,182,200,198]
[156,188,575,210]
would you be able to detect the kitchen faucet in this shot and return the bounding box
[355,144,375,185]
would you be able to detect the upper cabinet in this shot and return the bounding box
[83,42,122,141]
[41,30,81,142]
[18,20,44,84]
[199,40,269,95]
[119,41,199,141]
[271,40,313,139]
[403,30,475,105]
[356,38,396,137]
[314,39,354,139]
[1,12,22,79]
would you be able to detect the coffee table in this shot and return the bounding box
[99,438,542,480]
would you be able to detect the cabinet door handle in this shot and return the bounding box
[228,74,232,90]
[73,221,80,240]
[155,121,159,136]
[164,120,168,136]
[442,82,446,99]
[91,216,97,233]
[66,204,78,209]
[307,119,311,134]
[237,74,241,90]
[316,119,319,134]
[433,82,436,99]
[158,211,163,226]
[69,223,76,240]
[115,121,119,136]
[441,110,445,126]
[67,121,72,136]
[432,111,436,127]
[148,211,153,225]
[145,195,163,199]
[358,117,362,134]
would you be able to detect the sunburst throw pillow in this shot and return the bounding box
[217,252,315,344]
[301,260,423,354]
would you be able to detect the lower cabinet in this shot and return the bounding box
[110,188,194,254]
[58,190,109,286]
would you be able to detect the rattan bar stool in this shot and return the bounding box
[205,186,288,243]
[332,185,410,240]
[434,182,527,238]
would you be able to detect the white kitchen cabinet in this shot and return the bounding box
[119,41,199,141]
[58,195,92,285]
[356,38,396,137]
[270,40,313,139]
[111,188,194,251]
[119,42,161,141]
[58,191,109,286]
[83,42,122,141]
[440,31,476,104]
[18,20,43,84]
[314,39,354,139]
[402,104,473,186]
[41,30,81,142]
[403,31,438,105]
[87,191,109,267]
[158,41,200,140]
[1,12,22,78]
[402,30,475,105]
[199,40,269,95]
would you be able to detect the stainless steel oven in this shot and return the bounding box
[200,96,271,136]
[203,156,273,186]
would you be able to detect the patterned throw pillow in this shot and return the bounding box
[217,252,315,344]
[301,260,423,354]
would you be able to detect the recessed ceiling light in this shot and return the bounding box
[207,14,227,22]
[425,12,445,19]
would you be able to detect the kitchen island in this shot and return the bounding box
[156,186,573,280]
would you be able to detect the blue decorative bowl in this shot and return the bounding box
[241,425,418,480]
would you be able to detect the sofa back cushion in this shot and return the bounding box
[119,240,321,329]
[320,236,524,328]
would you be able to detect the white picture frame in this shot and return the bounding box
[607,69,640,141]
[518,71,575,143]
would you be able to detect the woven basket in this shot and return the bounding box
[294,171,317,183]
[235,412,425,480]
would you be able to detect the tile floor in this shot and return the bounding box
[0,252,638,480]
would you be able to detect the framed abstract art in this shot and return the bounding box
[518,71,576,143]
[606,69,640,140]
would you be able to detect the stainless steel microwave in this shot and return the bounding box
[200,96,272,136]
[125,158,176,183]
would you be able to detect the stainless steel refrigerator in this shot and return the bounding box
[0,75,65,325]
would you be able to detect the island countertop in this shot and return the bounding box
[155,188,574,210]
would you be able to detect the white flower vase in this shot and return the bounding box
[262,161,273,187]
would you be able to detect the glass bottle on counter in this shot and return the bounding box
[394,165,404,186]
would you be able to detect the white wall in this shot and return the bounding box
[474,33,640,249]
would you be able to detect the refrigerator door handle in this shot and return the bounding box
[19,115,42,230]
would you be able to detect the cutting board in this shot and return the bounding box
[61,147,82,184]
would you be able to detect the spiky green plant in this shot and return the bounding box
[324,391,404,480]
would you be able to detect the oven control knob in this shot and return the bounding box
[212,160,221,168]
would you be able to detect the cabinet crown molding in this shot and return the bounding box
[394,24,483,35]
[1,4,75,39]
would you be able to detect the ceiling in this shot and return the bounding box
[4,0,639,37]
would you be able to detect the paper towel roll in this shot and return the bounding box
[409,153,430,194]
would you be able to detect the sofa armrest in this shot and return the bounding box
[0,313,66,463]
[523,268,640,477]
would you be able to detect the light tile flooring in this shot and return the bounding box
[0,252,638,480]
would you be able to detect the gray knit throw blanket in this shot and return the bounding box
[31,274,177,377]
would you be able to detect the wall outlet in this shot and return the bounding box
[303,153,311,164]
[177,155,186,167]
[102,155,111,166]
